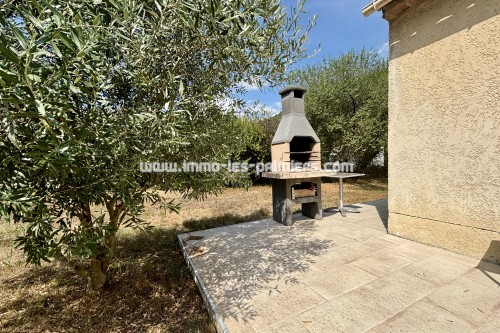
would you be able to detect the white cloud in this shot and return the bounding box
[246,100,281,117]
[215,97,281,117]
[378,42,389,58]
[239,81,261,92]
[238,78,270,92]
[262,101,282,115]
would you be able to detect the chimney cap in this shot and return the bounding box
[278,86,307,96]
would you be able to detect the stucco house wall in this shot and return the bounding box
[387,0,500,263]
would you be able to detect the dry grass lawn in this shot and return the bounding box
[0,179,387,333]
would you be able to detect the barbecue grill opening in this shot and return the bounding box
[290,136,316,163]
[290,136,315,152]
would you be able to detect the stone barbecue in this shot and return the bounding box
[263,86,335,225]
[270,86,321,172]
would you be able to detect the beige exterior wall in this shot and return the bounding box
[387,0,500,263]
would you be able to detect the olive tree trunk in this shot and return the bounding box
[75,200,123,290]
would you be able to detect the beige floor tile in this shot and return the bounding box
[313,237,399,270]
[352,250,416,277]
[312,243,374,270]
[434,249,480,267]
[367,300,475,333]
[425,276,500,328]
[391,242,444,260]
[297,289,393,333]
[356,270,437,314]
[461,261,500,288]
[312,228,358,247]
[354,236,400,252]
[253,265,325,293]
[353,217,388,231]
[259,319,309,333]
[402,256,471,286]
[222,312,256,333]
[477,310,500,333]
[227,219,279,233]
[335,227,387,241]
[246,283,326,331]
[322,224,362,235]
[328,210,382,223]
[303,263,377,300]
[376,233,416,246]
[217,299,260,332]
[336,220,376,230]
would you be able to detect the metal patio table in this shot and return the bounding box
[323,173,365,217]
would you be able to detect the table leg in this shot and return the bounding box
[325,177,361,217]
[339,178,345,216]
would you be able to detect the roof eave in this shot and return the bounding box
[363,0,420,20]
[362,0,394,17]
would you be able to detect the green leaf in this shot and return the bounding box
[179,80,184,96]
[35,100,46,116]
[8,22,29,50]
[0,45,21,66]
[19,8,44,30]
[38,0,64,27]
[7,126,20,149]
[0,0,316,287]
[27,74,41,83]
[70,29,82,49]
[0,68,19,85]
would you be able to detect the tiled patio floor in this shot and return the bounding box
[179,199,500,333]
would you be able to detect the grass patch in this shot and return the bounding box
[0,180,387,332]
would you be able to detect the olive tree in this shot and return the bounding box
[290,50,388,170]
[0,0,314,289]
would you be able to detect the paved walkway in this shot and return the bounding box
[179,199,500,333]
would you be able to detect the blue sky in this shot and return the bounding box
[242,0,389,114]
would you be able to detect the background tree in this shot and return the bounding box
[290,50,388,171]
[0,0,314,289]
[236,112,280,163]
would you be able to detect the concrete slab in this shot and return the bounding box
[179,199,500,332]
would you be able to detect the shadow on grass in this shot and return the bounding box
[183,208,270,231]
[322,177,387,192]
[0,228,214,333]
[355,181,388,192]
